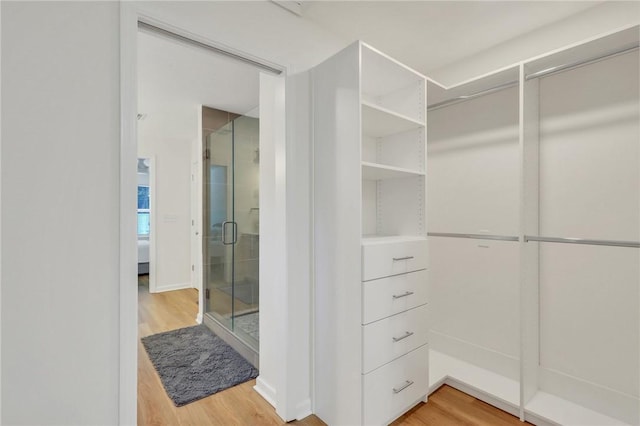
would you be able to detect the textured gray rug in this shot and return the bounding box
[141,325,258,406]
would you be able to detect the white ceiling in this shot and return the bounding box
[136,1,609,142]
[301,1,604,76]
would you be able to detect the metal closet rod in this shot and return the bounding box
[525,43,639,80]
[137,20,284,75]
[427,43,639,111]
[427,80,518,111]
[525,236,640,248]
[428,232,519,242]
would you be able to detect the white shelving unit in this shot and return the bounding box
[313,41,428,425]
[313,25,638,426]
[425,24,639,426]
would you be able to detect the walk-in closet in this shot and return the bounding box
[428,25,639,426]
[313,24,639,426]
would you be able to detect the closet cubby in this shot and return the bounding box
[361,44,425,124]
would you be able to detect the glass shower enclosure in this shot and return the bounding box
[204,114,259,351]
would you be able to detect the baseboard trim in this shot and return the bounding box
[539,366,639,425]
[254,376,277,408]
[442,377,520,418]
[295,398,312,421]
[151,281,192,293]
[523,410,561,426]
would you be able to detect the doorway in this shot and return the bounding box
[121,8,287,423]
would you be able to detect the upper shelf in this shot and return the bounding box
[362,161,424,180]
[362,101,424,138]
[361,43,425,98]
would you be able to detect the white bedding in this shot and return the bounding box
[138,239,150,263]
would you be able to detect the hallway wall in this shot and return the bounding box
[1,2,120,424]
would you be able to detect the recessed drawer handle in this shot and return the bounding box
[392,256,414,261]
[392,331,414,342]
[392,291,414,299]
[392,380,414,394]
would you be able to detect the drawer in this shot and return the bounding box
[362,304,428,373]
[362,269,428,324]
[362,239,427,281]
[363,345,429,426]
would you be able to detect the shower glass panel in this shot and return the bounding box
[204,114,259,352]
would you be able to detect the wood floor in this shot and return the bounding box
[138,276,527,425]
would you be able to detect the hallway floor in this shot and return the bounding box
[137,277,323,425]
[137,276,527,425]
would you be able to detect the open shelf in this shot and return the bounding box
[429,350,520,411]
[362,161,424,180]
[525,391,630,426]
[361,43,424,99]
[362,101,424,138]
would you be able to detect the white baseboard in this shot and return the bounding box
[254,376,277,408]
[429,329,519,381]
[443,377,520,418]
[195,312,203,324]
[538,367,639,425]
[295,398,312,421]
[151,281,192,293]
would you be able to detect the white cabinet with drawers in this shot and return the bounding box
[313,41,428,425]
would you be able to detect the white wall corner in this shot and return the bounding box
[120,2,139,425]
[0,0,3,422]
[254,376,277,408]
[281,70,313,423]
[295,399,312,421]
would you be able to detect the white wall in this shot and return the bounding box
[1,2,120,424]
[138,104,194,291]
[430,1,640,86]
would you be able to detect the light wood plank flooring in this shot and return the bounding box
[138,276,527,425]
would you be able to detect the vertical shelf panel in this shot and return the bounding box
[312,42,363,426]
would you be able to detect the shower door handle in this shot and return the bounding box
[231,221,238,244]
[222,221,233,245]
[222,221,238,245]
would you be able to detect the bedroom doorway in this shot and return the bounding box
[137,158,152,282]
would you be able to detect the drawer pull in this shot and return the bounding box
[392,331,414,342]
[392,380,414,394]
[392,256,414,261]
[392,291,414,299]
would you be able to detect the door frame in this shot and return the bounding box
[119,4,289,424]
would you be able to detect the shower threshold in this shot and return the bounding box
[203,312,259,368]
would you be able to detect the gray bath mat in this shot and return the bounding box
[141,325,258,406]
